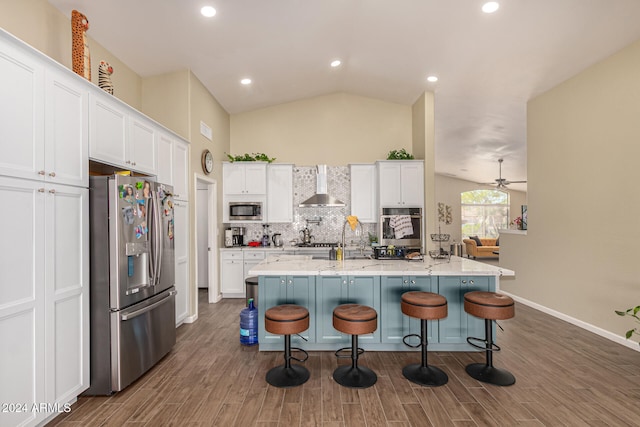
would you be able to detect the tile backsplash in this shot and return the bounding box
[235,166,376,246]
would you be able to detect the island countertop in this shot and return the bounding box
[248,255,514,277]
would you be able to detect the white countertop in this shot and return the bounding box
[248,255,514,277]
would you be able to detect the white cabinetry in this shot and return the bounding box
[220,250,266,299]
[156,132,189,201]
[156,132,173,185]
[174,200,190,325]
[220,250,245,297]
[350,164,377,223]
[88,93,158,175]
[0,31,89,427]
[223,162,267,195]
[377,160,424,207]
[0,177,88,427]
[267,164,293,223]
[0,42,88,187]
[172,139,189,201]
[128,114,157,174]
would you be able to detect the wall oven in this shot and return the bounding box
[229,202,262,221]
[379,207,423,248]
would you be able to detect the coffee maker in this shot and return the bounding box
[232,227,245,246]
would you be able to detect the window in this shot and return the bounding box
[461,190,509,238]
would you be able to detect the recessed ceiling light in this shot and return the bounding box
[330,60,341,68]
[482,2,499,13]
[427,75,438,83]
[201,6,216,17]
[240,78,252,85]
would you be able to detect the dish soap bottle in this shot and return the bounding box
[336,244,343,261]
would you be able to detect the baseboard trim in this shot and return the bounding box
[183,313,198,324]
[499,290,640,353]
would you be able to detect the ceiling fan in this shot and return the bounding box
[482,158,527,190]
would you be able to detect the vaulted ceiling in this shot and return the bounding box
[48,0,640,191]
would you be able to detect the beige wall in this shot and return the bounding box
[435,174,526,245]
[0,0,142,109]
[141,70,190,139]
[412,92,437,250]
[501,38,640,346]
[230,92,412,165]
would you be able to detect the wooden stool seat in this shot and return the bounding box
[463,291,515,386]
[265,305,309,336]
[264,304,310,388]
[464,291,514,320]
[333,304,377,335]
[332,304,378,388]
[401,291,448,320]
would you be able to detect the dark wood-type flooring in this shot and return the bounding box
[50,290,640,426]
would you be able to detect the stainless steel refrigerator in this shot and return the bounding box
[85,175,176,395]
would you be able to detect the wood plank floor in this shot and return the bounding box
[50,290,640,426]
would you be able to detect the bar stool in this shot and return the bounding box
[464,291,515,386]
[332,304,378,388]
[264,304,310,388]
[400,291,448,386]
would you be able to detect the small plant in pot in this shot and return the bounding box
[615,306,640,346]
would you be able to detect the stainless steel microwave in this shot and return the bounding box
[229,202,262,221]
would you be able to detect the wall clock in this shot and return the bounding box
[201,149,213,174]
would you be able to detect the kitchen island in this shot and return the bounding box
[249,256,514,352]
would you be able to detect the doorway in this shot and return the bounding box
[195,175,220,308]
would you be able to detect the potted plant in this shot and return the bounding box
[225,152,276,162]
[386,149,414,160]
[615,306,640,346]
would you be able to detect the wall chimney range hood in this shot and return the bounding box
[299,165,345,207]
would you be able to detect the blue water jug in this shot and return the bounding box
[240,298,258,346]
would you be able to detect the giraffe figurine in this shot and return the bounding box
[71,10,91,80]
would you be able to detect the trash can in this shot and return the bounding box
[450,243,462,257]
[245,276,258,307]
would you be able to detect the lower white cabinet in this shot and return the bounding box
[220,250,266,298]
[0,177,89,427]
[174,200,190,325]
[220,250,244,297]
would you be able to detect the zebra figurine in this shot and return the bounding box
[98,60,114,94]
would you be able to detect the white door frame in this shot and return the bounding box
[194,174,221,311]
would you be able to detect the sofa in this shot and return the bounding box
[463,237,499,259]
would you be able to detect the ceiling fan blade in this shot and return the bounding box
[507,180,527,183]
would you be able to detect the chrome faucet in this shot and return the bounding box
[342,218,364,255]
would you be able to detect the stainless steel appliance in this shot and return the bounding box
[232,226,245,246]
[86,175,176,395]
[229,201,262,221]
[379,207,423,249]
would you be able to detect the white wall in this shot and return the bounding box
[502,38,640,345]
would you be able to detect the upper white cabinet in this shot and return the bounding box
[223,162,267,195]
[128,114,157,174]
[89,93,158,175]
[377,160,424,207]
[45,68,89,187]
[267,164,293,223]
[172,139,189,201]
[350,164,377,223]
[0,40,88,187]
[156,132,173,186]
[155,132,189,201]
[89,93,127,168]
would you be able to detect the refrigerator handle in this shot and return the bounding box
[120,290,177,321]
[154,191,164,284]
[148,195,158,286]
